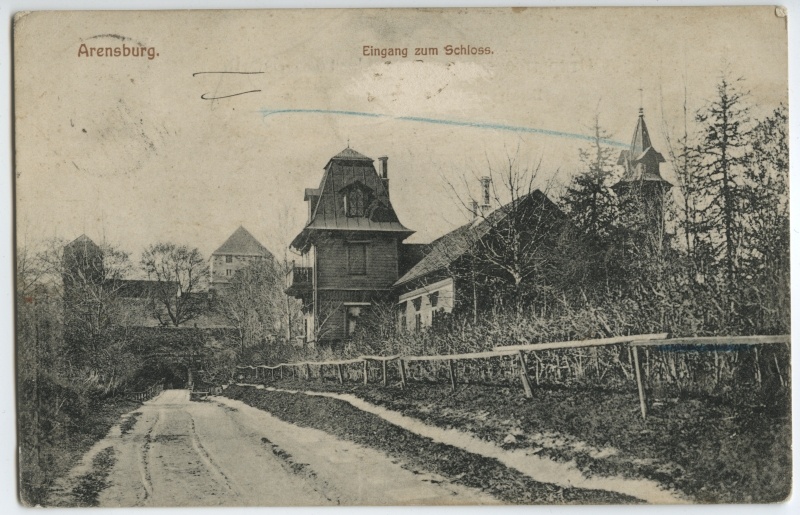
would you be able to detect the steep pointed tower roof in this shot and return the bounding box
[212,226,273,257]
[613,109,671,193]
[629,108,655,158]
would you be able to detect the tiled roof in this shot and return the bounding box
[213,226,273,257]
[395,190,563,287]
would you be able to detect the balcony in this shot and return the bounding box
[285,266,312,296]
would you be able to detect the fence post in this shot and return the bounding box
[280,365,284,380]
[448,359,456,391]
[773,354,786,387]
[362,360,368,385]
[753,347,762,387]
[632,346,647,420]
[337,364,344,384]
[517,351,533,398]
[380,360,386,387]
[398,359,407,389]
[305,363,311,380]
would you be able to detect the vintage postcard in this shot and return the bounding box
[14,6,789,507]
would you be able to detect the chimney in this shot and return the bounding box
[480,176,492,215]
[379,156,389,178]
[379,156,389,192]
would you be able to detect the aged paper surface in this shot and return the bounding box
[14,7,789,507]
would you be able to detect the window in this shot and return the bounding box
[412,297,422,311]
[398,303,407,333]
[226,269,232,276]
[346,188,366,217]
[432,308,445,328]
[346,305,365,336]
[347,243,367,275]
[415,313,422,332]
[428,291,439,308]
[225,255,233,263]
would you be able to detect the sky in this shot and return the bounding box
[14,7,788,268]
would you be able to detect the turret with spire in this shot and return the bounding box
[612,108,672,231]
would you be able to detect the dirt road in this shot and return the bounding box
[50,389,497,507]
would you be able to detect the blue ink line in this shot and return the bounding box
[261,108,384,119]
[259,108,628,148]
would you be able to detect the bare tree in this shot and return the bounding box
[216,258,284,355]
[445,150,569,313]
[26,237,134,353]
[140,243,208,327]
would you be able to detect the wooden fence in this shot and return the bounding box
[130,381,164,403]
[235,333,790,419]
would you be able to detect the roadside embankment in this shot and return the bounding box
[224,379,791,504]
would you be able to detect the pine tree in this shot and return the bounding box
[561,115,618,239]
[740,105,789,333]
[693,75,752,281]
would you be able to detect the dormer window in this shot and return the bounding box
[346,188,366,217]
[341,181,373,218]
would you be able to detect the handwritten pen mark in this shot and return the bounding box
[194,71,264,100]
[201,90,261,100]
[88,34,131,41]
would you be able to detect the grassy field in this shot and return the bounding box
[225,378,791,504]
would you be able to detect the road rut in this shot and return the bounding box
[50,389,496,506]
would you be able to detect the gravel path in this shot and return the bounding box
[49,389,496,507]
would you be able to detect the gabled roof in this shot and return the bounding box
[291,148,413,250]
[212,226,273,257]
[395,190,564,287]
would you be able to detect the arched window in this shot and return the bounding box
[347,188,366,217]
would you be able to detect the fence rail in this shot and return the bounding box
[495,332,668,352]
[629,335,790,347]
[234,333,790,419]
[130,381,164,403]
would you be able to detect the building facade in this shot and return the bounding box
[394,188,568,332]
[209,226,274,292]
[285,148,414,345]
